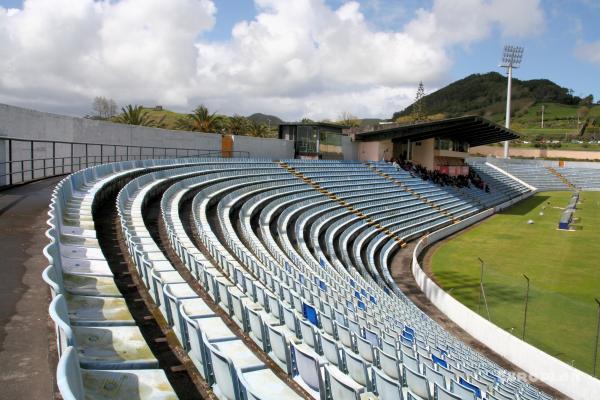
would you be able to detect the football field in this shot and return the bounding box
[430,191,600,375]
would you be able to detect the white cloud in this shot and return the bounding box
[574,40,600,66]
[406,0,545,47]
[0,0,546,120]
[0,0,216,110]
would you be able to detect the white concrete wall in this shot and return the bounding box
[0,103,222,150]
[411,138,435,170]
[471,144,600,161]
[342,136,358,161]
[232,134,294,159]
[0,103,303,184]
[358,141,380,161]
[411,192,600,400]
[379,139,393,161]
[562,161,600,169]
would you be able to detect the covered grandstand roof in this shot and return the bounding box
[354,116,519,147]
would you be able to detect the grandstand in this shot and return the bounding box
[470,158,600,192]
[3,107,600,400]
[482,160,571,191]
[558,168,600,191]
[43,155,570,400]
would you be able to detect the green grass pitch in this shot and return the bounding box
[430,191,600,375]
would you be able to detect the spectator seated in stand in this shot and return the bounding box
[393,158,488,192]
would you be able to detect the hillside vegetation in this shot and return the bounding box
[393,72,600,149]
[394,72,588,120]
[101,72,599,150]
[108,106,282,138]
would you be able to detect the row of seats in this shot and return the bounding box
[558,168,600,190]
[116,161,307,400]
[262,161,544,398]
[369,163,482,219]
[220,161,544,398]
[486,162,569,191]
[472,159,600,192]
[45,158,550,400]
[43,159,213,399]
[466,162,531,204]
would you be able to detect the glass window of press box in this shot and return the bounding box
[319,129,343,159]
[435,138,469,153]
[296,126,318,154]
[279,124,345,159]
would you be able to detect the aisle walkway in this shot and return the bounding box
[0,177,62,399]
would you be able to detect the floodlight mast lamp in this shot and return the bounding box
[500,45,524,158]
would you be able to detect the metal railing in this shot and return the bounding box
[0,136,249,188]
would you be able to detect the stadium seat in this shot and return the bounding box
[49,294,158,369]
[57,346,177,400]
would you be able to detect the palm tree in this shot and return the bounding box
[225,115,249,135]
[115,105,165,127]
[247,120,271,137]
[175,105,222,133]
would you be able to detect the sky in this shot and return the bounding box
[0,0,599,121]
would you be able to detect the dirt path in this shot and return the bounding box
[0,177,62,400]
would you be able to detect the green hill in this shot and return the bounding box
[247,113,284,127]
[393,72,586,121]
[392,72,600,148]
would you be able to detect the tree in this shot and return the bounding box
[580,94,594,106]
[337,111,360,127]
[578,106,591,136]
[247,120,271,137]
[225,115,249,135]
[107,99,117,118]
[115,105,165,127]
[300,117,314,123]
[92,97,103,117]
[578,106,590,120]
[175,105,222,133]
[412,81,427,122]
[91,96,118,119]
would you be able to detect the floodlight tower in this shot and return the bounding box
[500,45,524,158]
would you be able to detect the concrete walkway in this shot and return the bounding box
[0,177,62,399]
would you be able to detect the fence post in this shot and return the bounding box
[53,141,56,176]
[0,139,6,186]
[8,139,13,185]
[593,298,600,377]
[522,274,530,340]
[30,140,34,180]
